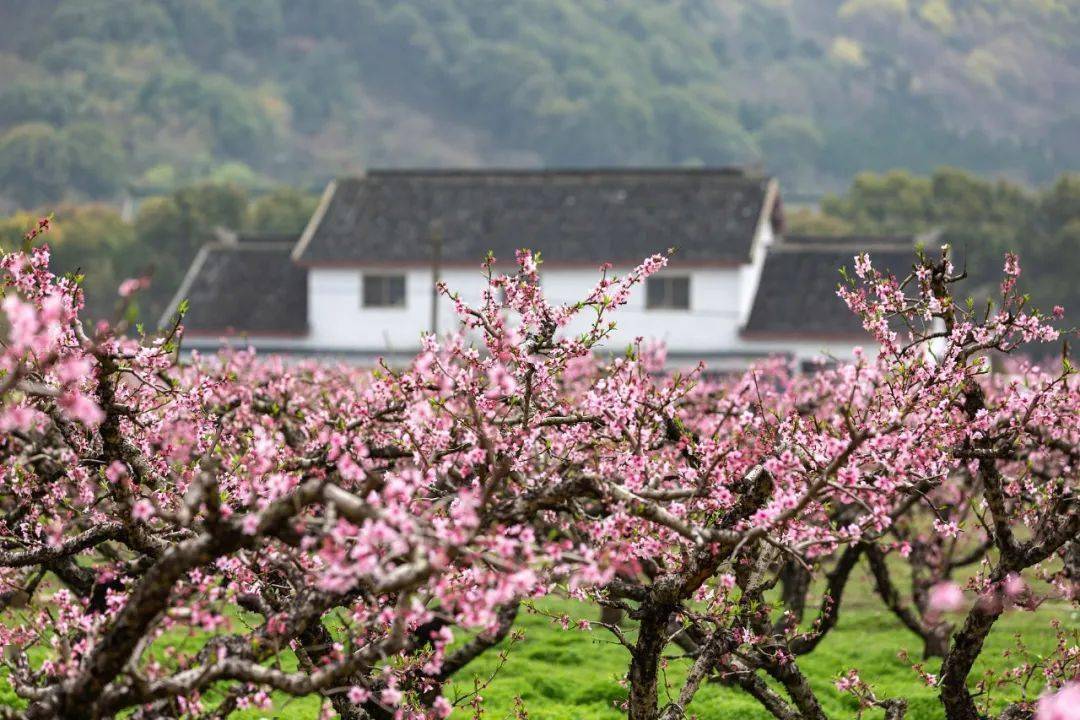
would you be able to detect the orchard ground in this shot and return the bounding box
[2,570,1068,719]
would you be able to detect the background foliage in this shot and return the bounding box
[0,0,1078,207]
[789,168,1080,316]
[0,184,316,321]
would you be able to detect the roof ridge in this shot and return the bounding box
[771,243,915,254]
[784,233,915,241]
[207,241,297,252]
[235,233,300,243]
[362,166,763,179]
[776,235,916,253]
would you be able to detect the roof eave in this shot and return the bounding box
[294,258,746,270]
[739,329,872,342]
[182,329,310,339]
[291,179,340,264]
[158,244,215,331]
[752,178,781,260]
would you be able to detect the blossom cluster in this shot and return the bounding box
[0,223,1075,720]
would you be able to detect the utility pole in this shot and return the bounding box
[429,219,443,336]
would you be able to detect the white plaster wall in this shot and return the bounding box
[306,265,746,355]
[308,267,434,351]
[537,267,743,353]
[738,216,775,326]
[306,266,507,352]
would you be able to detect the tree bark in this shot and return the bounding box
[866,544,952,659]
[600,605,625,626]
[627,599,677,720]
[939,601,1002,720]
[777,559,811,629]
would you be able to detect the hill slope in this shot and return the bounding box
[0,0,1077,209]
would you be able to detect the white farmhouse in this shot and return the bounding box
[162,168,915,368]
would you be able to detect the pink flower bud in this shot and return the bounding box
[927,581,965,612]
[1037,683,1080,720]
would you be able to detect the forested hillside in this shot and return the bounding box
[789,168,1080,317]
[1,0,1077,209]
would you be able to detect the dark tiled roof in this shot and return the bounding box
[161,239,307,335]
[293,168,778,266]
[742,235,916,337]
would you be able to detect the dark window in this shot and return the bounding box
[362,274,406,308]
[800,358,838,374]
[645,276,690,310]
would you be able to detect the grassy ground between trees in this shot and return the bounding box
[438,594,1068,720]
[0,575,1070,719]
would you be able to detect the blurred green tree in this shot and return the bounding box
[245,187,318,235]
[63,122,126,199]
[796,167,1079,313]
[0,124,70,208]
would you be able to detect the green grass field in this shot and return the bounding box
[448,600,1069,720]
[1,574,1071,719]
